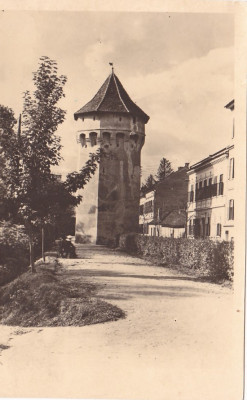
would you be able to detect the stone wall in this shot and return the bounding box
[97,131,144,246]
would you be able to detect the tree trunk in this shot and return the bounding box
[29,233,35,273]
[42,227,45,262]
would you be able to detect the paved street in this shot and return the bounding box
[0,244,243,400]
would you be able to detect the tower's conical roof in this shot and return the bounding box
[74,71,149,123]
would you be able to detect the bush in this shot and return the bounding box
[0,222,30,285]
[119,233,234,282]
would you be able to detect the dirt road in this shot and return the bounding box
[0,244,243,400]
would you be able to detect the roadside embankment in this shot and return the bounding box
[0,259,125,327]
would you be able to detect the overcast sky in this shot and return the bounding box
[0,11,234,180]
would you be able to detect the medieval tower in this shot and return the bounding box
[74,68,149,245]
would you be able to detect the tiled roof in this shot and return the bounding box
[161,210,186,228]
[74,72,150,123]
[189,144,234,172]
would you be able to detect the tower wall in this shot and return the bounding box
[75,116,100,243]
[75,113,145,245]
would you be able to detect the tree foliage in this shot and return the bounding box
[0,56,100,271]
[156,157,173,182]
[141,174,156,195]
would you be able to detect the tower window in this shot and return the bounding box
[89,132,97,147]
[79,133,86,147]
[102,132,110,143]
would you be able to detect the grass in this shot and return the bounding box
[0,260,125,327]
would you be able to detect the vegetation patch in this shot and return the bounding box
[0,222,30,286]
[0,260,125,327]
[119,233,234,283]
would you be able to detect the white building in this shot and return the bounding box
[187,100,234,241]
[139,191,155,234]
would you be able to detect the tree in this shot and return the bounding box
[155,158,173,182]
[141,174,156,195]
[0,106,20,221]
[0,57,100,272]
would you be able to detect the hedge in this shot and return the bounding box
[0,222,30,286]
[119,233,234,282]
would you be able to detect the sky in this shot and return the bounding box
[0,11,234,181]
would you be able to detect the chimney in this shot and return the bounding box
[185,163,189,168]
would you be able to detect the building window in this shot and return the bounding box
[133,117,136,123]
[139,204,144,215]
[229,199,234,220]
[144,200,153,214]
[229,158,234,179]
[189,185,194,202]
[219,174,224,195]
[196,181,203,201]
[208,178,212,197]
[195,182,199,201]
[211,176,217,196]
[205,217,210,236]
[216,223,222,237]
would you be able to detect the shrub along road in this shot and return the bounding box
[0,244,243,400]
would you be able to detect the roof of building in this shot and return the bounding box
[140,164,189,198]
[74,71,150,123]
[161,210,186,228]
[188,144,234,172]
[225,99,234,111]
[155,164,189,187]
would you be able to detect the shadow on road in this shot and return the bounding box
[64,267,212,302]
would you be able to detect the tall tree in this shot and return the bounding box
[156,158,173,182]
[0,57,100,272]
[141,174,156,195]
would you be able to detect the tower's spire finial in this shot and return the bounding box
[109,62,114,73]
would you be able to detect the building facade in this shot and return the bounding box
[74,69,149,245]
[187,100,235,241]
[187,146,234,241]
[139,164,189,237]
